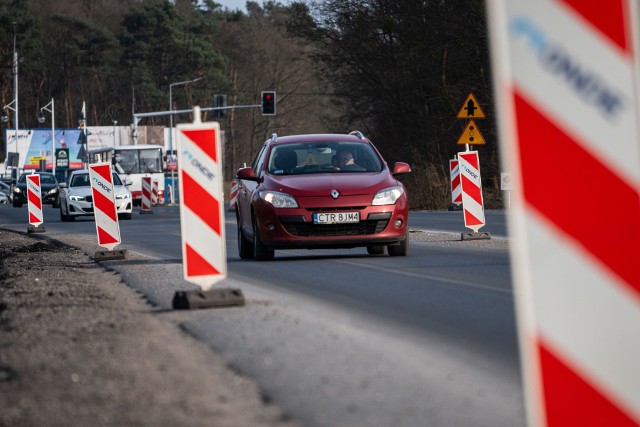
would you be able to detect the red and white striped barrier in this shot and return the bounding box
[89,163,121,251]
[488,0,640,425]
[26,174,44,230]
[151,180,158,206]
[177,110,226,290]
[229,180,238,210]
[140,176,152,213]
[449,158,462,206]
[458,151,485,232]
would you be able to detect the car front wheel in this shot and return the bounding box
[252,215,274,261]
[367,245,385,255]
[388,230,409,257]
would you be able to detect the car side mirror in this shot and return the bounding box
[392,162,411,176]
[236,167,260,182]
[125,180,133,186]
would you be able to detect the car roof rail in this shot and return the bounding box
[270,133,278,142]
[349,130,365,139]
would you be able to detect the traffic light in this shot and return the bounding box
[261,91,276,116]
[213,94,227,118]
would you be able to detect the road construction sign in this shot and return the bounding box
[457,93,486,119]
[457,120,486,145]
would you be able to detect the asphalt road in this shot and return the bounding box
[0,204,524,427]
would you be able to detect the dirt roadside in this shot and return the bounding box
[0,228,298,427]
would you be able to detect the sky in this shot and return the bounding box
[215,0,248,12]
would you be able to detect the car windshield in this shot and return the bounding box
[70,172,122,187]
[267,141,383,175]
[70,173,90,187]
[18,173,56,184]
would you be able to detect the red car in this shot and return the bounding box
[235,131,411,260]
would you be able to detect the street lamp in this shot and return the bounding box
[38,98,55,176]
[168,77,203,204]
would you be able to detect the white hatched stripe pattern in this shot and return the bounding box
[487,0,640,425]
[449,159,462,205]
[141,177,152,210]
[458,151,486,231]
[89,163,121,251]
[177,120,227,290]
[26,174,43,227]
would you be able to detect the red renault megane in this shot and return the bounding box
[235,131,411,260]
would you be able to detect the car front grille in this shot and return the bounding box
[281,215,390,237]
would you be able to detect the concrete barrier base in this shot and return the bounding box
[461,232,491,241]
[172,288,245,310]
[95,249,127,261]
[27,225,46,234]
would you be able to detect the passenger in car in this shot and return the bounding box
[274,149,298,174]
[338,150,366,171]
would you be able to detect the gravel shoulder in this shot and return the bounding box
[0,228,298,427]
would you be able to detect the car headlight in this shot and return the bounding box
[69,195,85,201]
[48,188,58,195]
[259,190,298,208]
[116,193,131,200]
[13,187,21,194]
[372,186,404,206]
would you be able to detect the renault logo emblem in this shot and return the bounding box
[331,189,340,199]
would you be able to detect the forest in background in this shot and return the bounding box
[0,0,499,209]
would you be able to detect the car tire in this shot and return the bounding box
[252,215,274,261]
[13,201,22,208]
[119,213,132,220]
[237,213,254,259]
[388,230,409,257]
[367,245,385,255]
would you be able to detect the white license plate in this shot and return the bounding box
[313,212,360,224]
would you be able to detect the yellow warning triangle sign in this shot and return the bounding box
[457,120,486,145]
[457,93,486,119]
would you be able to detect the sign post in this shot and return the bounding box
[487,0,640,425]
[172,107,244,310]
[455,93,490,239]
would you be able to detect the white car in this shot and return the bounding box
[59,169,133,221]
[0,180,9,203]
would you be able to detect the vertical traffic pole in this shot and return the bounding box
[140,176,153,214]
[172,107,243,310]
[487,0,640,425]
[26,174,46,234]
[151,179,158,206]
[458,151,490,240]
[89,163,126,261]
[449,158,462,209]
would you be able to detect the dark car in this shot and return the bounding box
[235,131,411,260]
[12,172,60,208]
